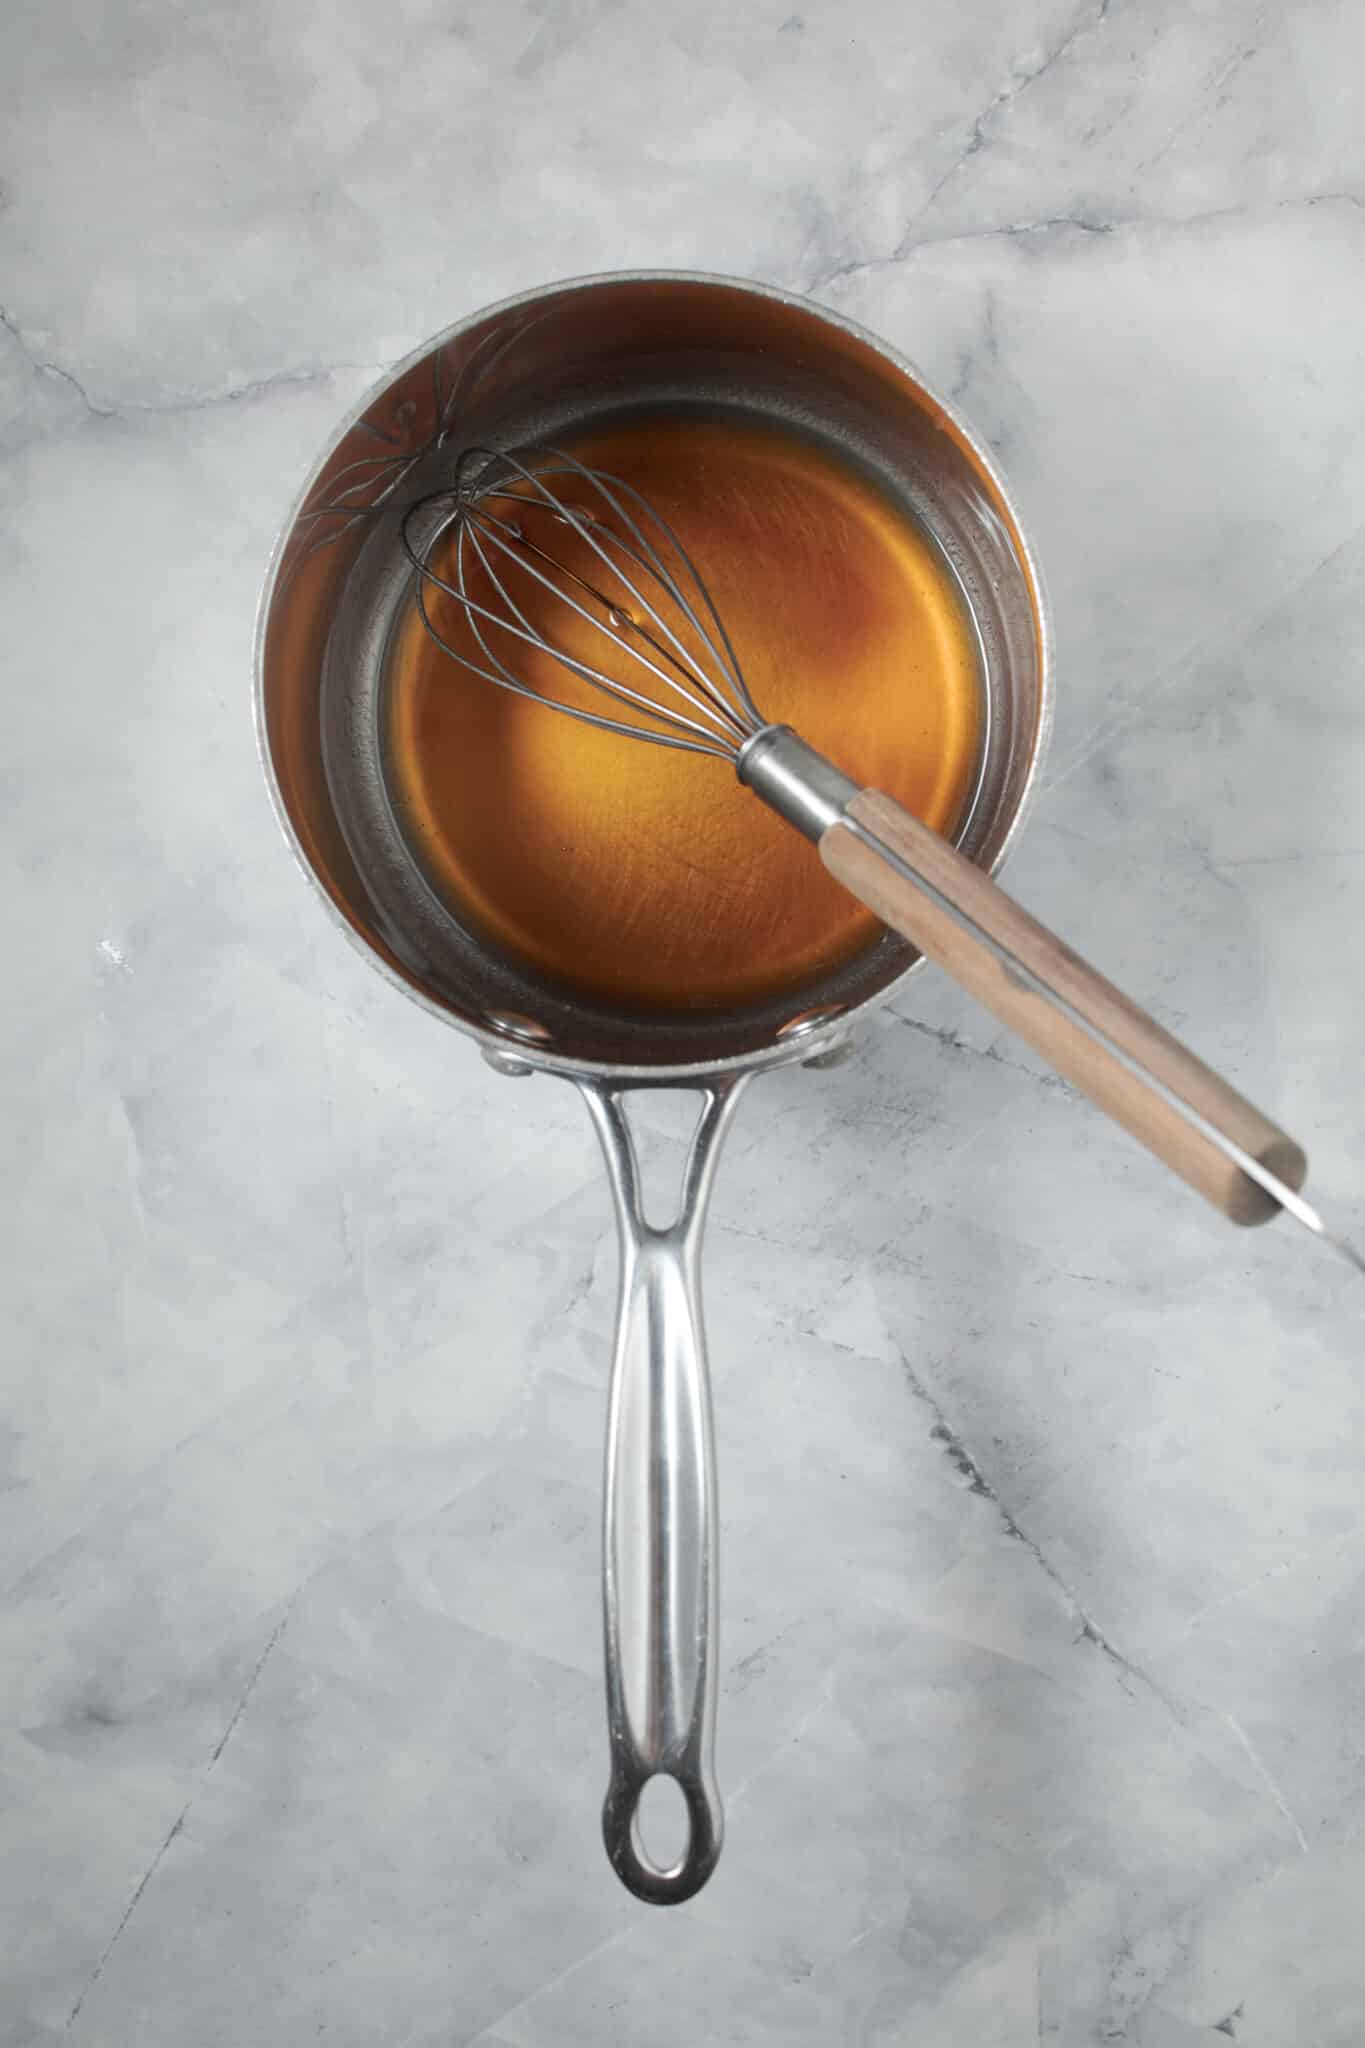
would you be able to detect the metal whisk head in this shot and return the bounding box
[399,443,768,761]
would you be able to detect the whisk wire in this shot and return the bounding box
[399,441,765,761]
[417,535,732,755]
[405,499,738,758]
[456,509,739,749]
[468,495,751,740]
[460,500,752,745]
[506,447,758,722]
[474,445,753,735]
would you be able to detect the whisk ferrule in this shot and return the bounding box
[736,724,860,842]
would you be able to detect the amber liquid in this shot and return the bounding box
[385,412,982,1012]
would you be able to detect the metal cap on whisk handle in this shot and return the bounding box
[402,443,1359,1260]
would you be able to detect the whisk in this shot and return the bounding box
[400,441,1361,1269]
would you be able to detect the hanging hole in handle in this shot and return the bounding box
[633,1773,691,1875]
[604,1766,721,1904]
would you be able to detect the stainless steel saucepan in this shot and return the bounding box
[254,271,1051,1903]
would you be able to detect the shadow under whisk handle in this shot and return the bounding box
[738,726,1307,1225]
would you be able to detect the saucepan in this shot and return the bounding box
[254,271,1050,1902]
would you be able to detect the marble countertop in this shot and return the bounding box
[4,3,1364,2043]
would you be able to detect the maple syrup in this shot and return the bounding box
[384,411,982,1012]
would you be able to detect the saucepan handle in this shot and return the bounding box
[578,1076,749,1905]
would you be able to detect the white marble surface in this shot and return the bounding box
[4,2,1365,2041]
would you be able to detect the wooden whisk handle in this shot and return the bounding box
[737,727,1307,1225]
